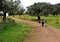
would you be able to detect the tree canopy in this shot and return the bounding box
[0,0,25,21]
[26,2,60,16]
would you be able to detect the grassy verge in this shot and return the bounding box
[0,18,34,42]
[0,16,2,22]
[9,15,60,22]
[8,15,38,22]
[47,20,60,29]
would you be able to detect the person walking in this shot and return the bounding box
[37,15,41,26]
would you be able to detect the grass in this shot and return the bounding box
[10,15,60,22]
[0,16,2,22]
[0,18,34,42]
[8,15,38,22]
[47,20,60,29]
[11,15,60,29]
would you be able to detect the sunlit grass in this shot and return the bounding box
[0,19,34,42]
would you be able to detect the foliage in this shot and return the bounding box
[0,0,25,21]
[0,18,33,42]
[17,7,25,16]
[26,2,60,16]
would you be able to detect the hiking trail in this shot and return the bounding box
[13,18,60,42]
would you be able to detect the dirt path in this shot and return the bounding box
[13,18,60,42]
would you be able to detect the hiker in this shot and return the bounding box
[41,19,44,27]
[37,15,41,26]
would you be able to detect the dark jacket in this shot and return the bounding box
[38,16,40,20]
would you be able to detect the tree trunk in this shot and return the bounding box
[3,11,7,21]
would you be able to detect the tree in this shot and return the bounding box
[26,2,60,16]
[0,0,5,11]
[27,2,52,16]
[26,2,53,20]
[0,0,21,21]
[17,7,25,16]
[41,9,49,17]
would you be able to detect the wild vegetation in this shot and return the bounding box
[0,18,33,42]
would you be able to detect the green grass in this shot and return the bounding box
[47,20,60,29]
[0,19,34,42]
[8,15,38,22]
[12,15,60,29]
[11,15,60,22]
[0,16,2,22]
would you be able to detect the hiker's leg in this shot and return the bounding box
[38,23,40,27]
[42,23,43,27]
[42,23,44,27]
